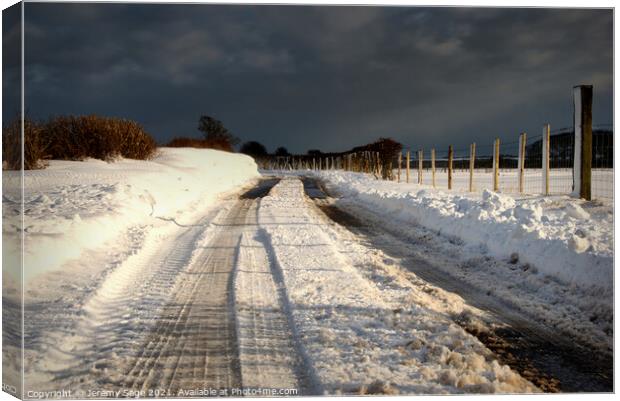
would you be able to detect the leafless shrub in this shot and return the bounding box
[2,116,46,170]
[2,114,157,170]
[42,115,157,161]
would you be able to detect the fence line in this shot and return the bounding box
[264,86,612,201]
[263,122,612,201]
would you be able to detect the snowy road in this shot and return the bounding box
[301,177,612,392]
[23,179,315,395]
[121,183,311,394]
[14,175,610,396]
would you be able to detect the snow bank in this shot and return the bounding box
[313,171,613,294]
[2,148,259,282]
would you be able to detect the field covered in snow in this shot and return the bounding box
[392,168,613,199]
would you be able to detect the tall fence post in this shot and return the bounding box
[518,133,527,194]
[418,150,423,184]
[406,151,410,183]
[397,152,402,183]
[493,138,500,191]
[469,143,476,192]
[431,148,436,188]
[448,145,453,190]
[573,85,593,200]
[542,124,550,195]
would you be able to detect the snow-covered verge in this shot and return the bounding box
[310,171,613,295]
[258,178,538,394]
[2,148,259,284]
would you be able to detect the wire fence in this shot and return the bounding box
[264,124,612,201]
[265,87,611,201]
[392,125,612,200]
[592,125,614,199]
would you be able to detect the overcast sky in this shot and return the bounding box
[3,3,614,154]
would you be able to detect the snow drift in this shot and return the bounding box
[313,171,613,294]
[2,148,259,282]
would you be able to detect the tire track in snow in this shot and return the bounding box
[26,204,224,391]
[122,185,310,394]
[234,199,321,395]
[25,178,314,395]
[259,177,538,394]
[123,203,247,393]
[122,178,283,392]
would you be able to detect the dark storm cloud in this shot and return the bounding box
[3,2,21,119]
[18,3,613,154]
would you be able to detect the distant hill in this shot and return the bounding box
[526,129,613,168]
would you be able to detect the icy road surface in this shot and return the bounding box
[16,176,603,395]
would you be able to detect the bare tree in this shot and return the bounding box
[197,116,240,148]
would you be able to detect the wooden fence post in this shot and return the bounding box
[518,133,527,193]
[431,148,436,188]
[469,143,476,192]
[406,151,410,183]
[573,85,593,200]
[418,150,423,184]
[542,124,550,195]
[493,138,500,191]
[397,152,402,182]
[448,145,453,190]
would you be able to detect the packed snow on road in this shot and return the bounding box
[308,170,612,340]
[2,148,613,396]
